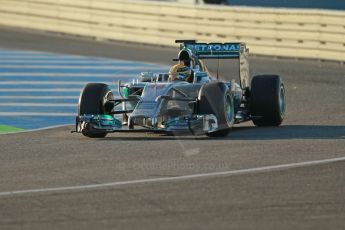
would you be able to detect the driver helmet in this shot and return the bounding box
[178,48,193,67]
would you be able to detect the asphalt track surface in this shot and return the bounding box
[0,27,344,230]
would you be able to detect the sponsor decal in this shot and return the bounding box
[186,43,240,52]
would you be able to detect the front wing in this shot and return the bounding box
[75,114,218,135]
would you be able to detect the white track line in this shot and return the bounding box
[0,60,120,64]
[0,73,136,77]
[0,89,83,92]
[0,112,75,116]
[0,96,78,99]
[0,58,168,67]
[0,103,76,107]
[0,50,170,68]
[0,51,49,55]
[0,65,163,70]
[0,156,344,198]
[0,56,109,60]
[0,81,114,85]
[0,56,67,59]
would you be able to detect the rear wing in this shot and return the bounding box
[180,42,242,59]
[175,40,251,89]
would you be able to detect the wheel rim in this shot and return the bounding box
[279,84,285,117]
[102,91,114,114]
[225,94,234,125]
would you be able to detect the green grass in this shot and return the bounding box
[0,125,25,133]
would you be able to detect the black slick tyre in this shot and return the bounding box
[250,75,285,126]
[78,83,114,138]
[198,82,234,137]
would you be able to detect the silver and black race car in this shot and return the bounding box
[75,40,285,138]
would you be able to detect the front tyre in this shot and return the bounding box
[250,75,285,126]
[78,83,114,138]
[198,82,235,137]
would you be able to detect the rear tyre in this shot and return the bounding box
[78,83,114,138]
[250,75,285,126]
[198,82,234,137]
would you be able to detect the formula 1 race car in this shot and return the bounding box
[75,40,285,138]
